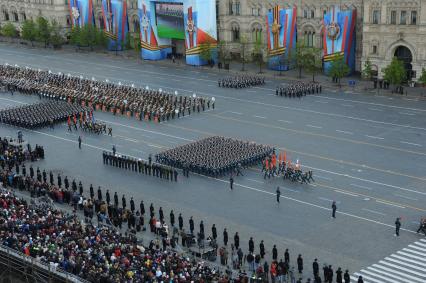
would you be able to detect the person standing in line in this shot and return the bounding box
[332,201,337,218]
[276,186,281,203]
[395,217,401,236]
[230,175,234,190]
[297,254,303,274]
[78,136,82,149]
[223,228,228,246]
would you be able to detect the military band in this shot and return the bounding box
[0,64,213,123]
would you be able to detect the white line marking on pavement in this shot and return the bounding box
[373,263,425,282]
[130,149,145,154]
[408,245,426,253]
[278,119,293,123]
[365,135,384,140]
[368,108,383,112]
[253,115,266,119]
[229,111,243,115]
[304,165,426,196]
[400,141,422,147]
[375,200,405,209]
[315,175,332,181]
[147,144,163,148]
[318,197,334,202]
[246,178,263,184]
[403,248,426,257]
[362,208,386,216]
[306,124,323,129]
[335,129,354,135]
[207,84,214,87]
[353,272,387,283]
[315,100,329,104]
[334,190,358,197]
[402,98,418,102]
[387,255,426,270]
[341,104,354,107]
[393,193,419,201]
[397,251,426,262]
[399,112,416,116]
[350,183,373,191]
[247,90,257,93]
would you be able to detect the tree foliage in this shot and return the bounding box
[239,34,249,71]
[253,37,267,73]
[200,42,213,63]
[418,68,426,86]
[362,58,373,80]
[36,16,51,47]
[303,47,323,82]
[21,20,37,46]
[1,22,18,38]
[50,20,64,49]
[329,58,350,87]
[382,57,406,87]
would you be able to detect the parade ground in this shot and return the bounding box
[1,43,426,280]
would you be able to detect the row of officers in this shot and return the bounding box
[102,151,178,182]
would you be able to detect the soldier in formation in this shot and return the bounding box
[0,101,89,129]
[156,136,274,177]
[0,64,213,123]
[103,151,178,182]
[276,82,322,98]
[218,75,265,89]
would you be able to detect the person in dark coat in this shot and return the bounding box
[312,258,319,278]
[106,189,110,205]
[89,184,94,199]
[327,265,334,283]
[276,186,281,203]
[178,213,183,230]
[50,171,54,185]
[57,174,62,188]
[272,244,278,260]
[159,207,164,223]
[284,249,290,264]
[140,200,145,215]
[199,220,204,239]
[297,254,303,274]
[97,187,102,201]
[395,217,401,236]
[122,194,126,209]
[259,240,265,259]
[343,270,350,283]
[230,175,234,190]
[223,228,228,246]
[332,201,337,218]
[189,216,194,234]
[249,237,254,253]
[336,267,343,283]
[114,192,118,207]
[170,210,175,226]
[130,197,135,213]
[357,276,364,283]
[234,232,239,249]
[211,224,217,240]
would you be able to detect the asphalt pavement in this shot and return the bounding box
[0,43,425,281]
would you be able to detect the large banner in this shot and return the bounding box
[101,0,129,51]
[68,0,94,27]
[266,5,297,71]
[138,0,217,66]
[322,6,357,74]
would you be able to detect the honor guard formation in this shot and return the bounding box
[276,82,322,98]
[156,136,274,177]
[218,75,266,89]
[102,151,179,182]
[0,64,214,123]
[261,153,314,184]
[0,101,89,129]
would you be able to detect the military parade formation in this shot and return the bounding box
[102,151,179,182]
[261,153,314,184]
[0,100,89,129]
[218,75,266,89]
[156,136,274,177]
[276,82,322,98]
[0,64,214,123]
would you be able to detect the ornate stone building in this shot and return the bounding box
[0,0,425,80]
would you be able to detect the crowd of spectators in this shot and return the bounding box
[0,136,44,171]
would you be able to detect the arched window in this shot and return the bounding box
[133,16,140,33]
[231,23,240,42]
[251,23,262,42]
[20,11,26,21]
[2,8,9,21]
[303,27,315,47]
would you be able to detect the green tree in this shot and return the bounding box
[133,35,141,61]
[200,42,213,65]
[382,57,407,91]
[217,40,231,69]
[21,19,37,46]
[418,68,426,86]
[240,34,249,71]
[304,47,322,82]
[50,20,64,49]
[1,23,18,38]
[86,25,99,50]
[292,41,309,78]
[362,58,374,80]
[329,57,350,87]
[95,27,108,49]
[124,32,132,50]
[69,25,81,48]
[36,17,51,47]
[253,37,267,73]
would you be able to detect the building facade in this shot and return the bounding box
[0,0,425,80]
